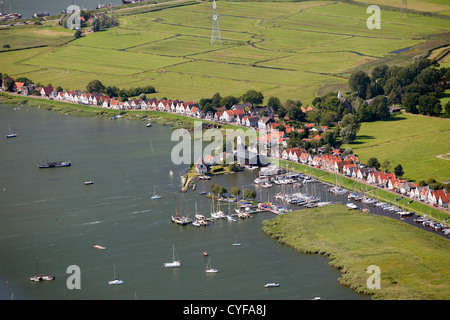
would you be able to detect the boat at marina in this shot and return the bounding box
[164,245,181,268]
[108,265,124,285]
[205,258,218,273]
[38,160,71,168]
[346,203,358,209]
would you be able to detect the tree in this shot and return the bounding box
[418,95,442,116]
[367,157,381,170]
[402,92,419,114]
[369,95,390,120]
[381,160,391,173]
[74,30,82,39]
[243,188,256,199]
[349,71,370,99]
[90,17,101,32]
[444,101,450,118]
[3,78,15,92]
[267,96,281,113]
[220,95,239,110]
[339,113,360,144]
[86,79,105,94]
[210,183,220,195]
[230,187,241,198]
[211,92,221,109]
[241,90,264,106]
[394,164,404,178]
[218,186,227,196]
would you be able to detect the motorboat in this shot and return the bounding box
[264,283,279,288]
[346,203,358,209]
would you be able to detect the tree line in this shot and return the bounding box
[348,58,450,117]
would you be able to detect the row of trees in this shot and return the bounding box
[86,79,155,99]
[209,183,256,199]
[348,58,450,117]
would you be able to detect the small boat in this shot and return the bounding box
[202,252,208,256]
[6,124,17,138]
[108,265,124,285]
[226,215,237,222]
[38,160,71,168]
[264,283,279,288]
[346,203,358,209]
[84,181,94,185]
[30,258,55,282]
[93,244,106,250]
[232,235,241,246]
[169,170,174,176]
[146,123,152,127]
[164,245,181,268]
[205,258,218,273]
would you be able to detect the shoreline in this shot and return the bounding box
[2,92,448,222]
[262,204,450,300]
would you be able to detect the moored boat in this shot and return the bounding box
[38,160,71,168]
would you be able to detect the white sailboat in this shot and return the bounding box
[232,235,241,246]
[151,187,162,199]
[6,123,17,138]
[205,258,218,273]
[164,245,181,268]
[108,265,124,285]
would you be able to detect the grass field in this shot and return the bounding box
[342,113,450,183]
[262,204,450,300]
[1,0,449,103]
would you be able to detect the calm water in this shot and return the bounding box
[0,104,369,300]
[4,0,125,18]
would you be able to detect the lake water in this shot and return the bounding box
[0,104,370,301]
[4,0,125,18]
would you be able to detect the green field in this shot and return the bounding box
[1,0,449,103]
[342,113,450,183]
[262,204,450,300]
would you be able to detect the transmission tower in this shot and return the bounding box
[400,0,409,18]
[109,1,118,36]
[211,0,222,46]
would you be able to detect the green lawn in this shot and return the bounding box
[342,113,450,183]
[262,204,450,300]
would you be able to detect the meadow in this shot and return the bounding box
[342,113,450,183]
[1,0,449,103]
[262,204,450,300]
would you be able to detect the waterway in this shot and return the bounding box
[4,0,125,19]
[0,104,370,300]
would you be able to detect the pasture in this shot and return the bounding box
[1,0,449,103]
[342,113,450,183]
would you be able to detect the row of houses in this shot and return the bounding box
[278,146,450,208]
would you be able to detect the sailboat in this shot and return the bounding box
[6,123,17,138]
[164,245,181,268]
[108,265,124,285]
[232,235,241,246]
[205,258,218,273]
[169,170,174,177]
[30,257,55,281]
[151,187,162,199]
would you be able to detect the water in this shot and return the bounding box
[0,104,369,300]
[3,0,125,18]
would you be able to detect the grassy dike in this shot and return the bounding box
[262,204,450,300]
